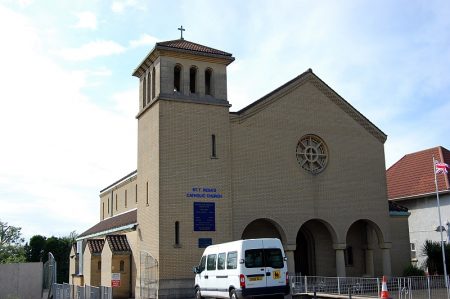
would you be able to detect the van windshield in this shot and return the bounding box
[245,248,284,269]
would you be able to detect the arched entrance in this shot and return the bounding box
[345,219,385,277]
[295,219,337,276]
[241,218,284,242]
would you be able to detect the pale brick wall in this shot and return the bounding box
[99,175,137,220]
[101,244,112,287]
[230,79,392,247]
[389,215,411,275]
[158,99,233,280]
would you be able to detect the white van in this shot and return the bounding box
[193,238,290,299]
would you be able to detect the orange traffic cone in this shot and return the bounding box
[380,276,392,299]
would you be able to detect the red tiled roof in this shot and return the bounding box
[87,239,104,254]
[387,146,450,199]
[156,39,232,57]
[106,235,131,254]
[78,209,137,238]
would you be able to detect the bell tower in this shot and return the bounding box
[132,34,235,293]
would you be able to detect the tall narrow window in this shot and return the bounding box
[141,79,145,109]
[98,261,101,271]
[102,202,105,219]
[174,65,181,92]
[146,182,149,206]
[120,260,125,272]
[142,76,147,105]
[147,72,151,104]
[107,198,110,215]
[135,184,138,203]
[205,69,212,95]
[115,194,118,211]
[211,134,216,158]
[175,221,180,246]
[125,190,128,208]
[151,67,156,99]
[189,66,197,93]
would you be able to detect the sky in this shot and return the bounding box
[1,0,449,241]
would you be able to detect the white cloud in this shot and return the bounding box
[111,0,143,13]
[73,11,97,30]
[58,40,126,61]
[0,6,136,239]
[129,34,159,48]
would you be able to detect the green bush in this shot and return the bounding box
[403,264,425,276]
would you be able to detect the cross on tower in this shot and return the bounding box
[178,26,185,39]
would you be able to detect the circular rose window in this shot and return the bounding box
[296,134,328,174]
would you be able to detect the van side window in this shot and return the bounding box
[199,256,206,272]
[245,249,264,268]
[207,254,217,270]
[227,251,237,269]
[264,248,284,268]
[217,253,226,270]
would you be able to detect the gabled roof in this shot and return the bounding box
[78,209,137,239]
[157,39,233,57]
[387,146,450,200]
[87,239,104,255]
[106,235,131,254]
[133,39,234,77]
[230,69,387,143]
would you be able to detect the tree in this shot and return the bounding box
[0,220,26,263]
[422,240,450,274]
[26,235,47,262]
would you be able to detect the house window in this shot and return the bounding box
[205,68,212,95]
[115,194,118,211]
[120,260,125,272]
[135,184,138,203]
[211,134,216,158]
[98,261,101,271]
[175,221,180,246]
[107,198,110,214]
[151,67,156,99]
[411,243,417,260]
[174,65,182,92]
[344,246,353,266]
[189,66,197,93]
[125,190,127,208]
[102,202,105,219]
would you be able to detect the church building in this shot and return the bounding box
[69,35,411,298]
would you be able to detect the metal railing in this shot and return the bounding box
[52,283,112,299]
[290,275,450,299]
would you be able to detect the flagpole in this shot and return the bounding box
[433,156,449,292]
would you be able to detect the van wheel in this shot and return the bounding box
[195,287,203,299]
[229,289,237,299]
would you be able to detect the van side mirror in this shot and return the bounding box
[239,259,245,264]
[284,257,288,261]
[192,266,199,274]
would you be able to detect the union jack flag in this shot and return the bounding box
[436,161,449,174]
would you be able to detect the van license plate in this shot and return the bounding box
[272,270,281,279]
[249,276,263,281]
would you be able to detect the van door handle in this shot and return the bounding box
[204,275,208,279]
[266,272,270,276]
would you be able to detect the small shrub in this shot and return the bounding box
[403,264,425,276]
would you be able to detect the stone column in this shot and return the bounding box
[365,226,376,276]
[333,243,346,277]
[284,244,296,275]
[364,248,374,276]
[380,243,392,276]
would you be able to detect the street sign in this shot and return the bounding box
[111,273,121,288]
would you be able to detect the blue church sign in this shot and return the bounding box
[194,202,215,231]
[198,238,213,248]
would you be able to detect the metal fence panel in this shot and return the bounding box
[290,275,449,299]
[140,251,159,299]
[52,283,112,299]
